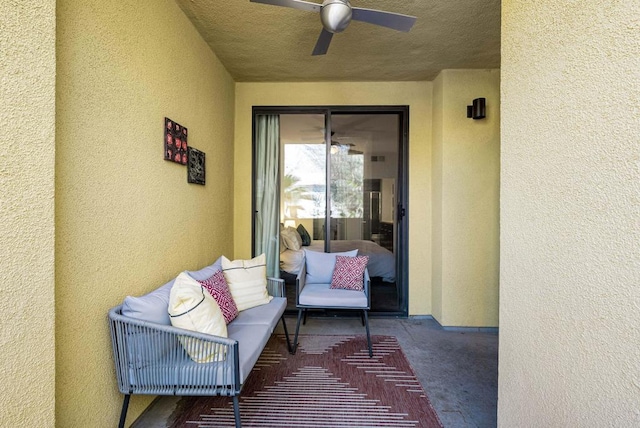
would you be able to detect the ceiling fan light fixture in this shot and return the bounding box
[321,0,352,33]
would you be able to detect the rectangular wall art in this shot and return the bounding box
[164,117,188,164]
[187,147,205,185]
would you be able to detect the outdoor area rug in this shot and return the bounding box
[169,335,443,427]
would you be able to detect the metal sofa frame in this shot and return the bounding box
[108,278,291,428]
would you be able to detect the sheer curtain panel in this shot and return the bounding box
[254,115,280,278]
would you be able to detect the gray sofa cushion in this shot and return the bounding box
[299,283,368,308]
[122,279,174,325]
[231,297,286,331]
[121,257,223,325]
[227,323,272,382]
[304,249,358,284]
[185,257,223,281]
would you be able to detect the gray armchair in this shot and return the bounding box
[292,250,372,357]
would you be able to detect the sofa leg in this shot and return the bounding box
[292,309,303,354]
[118,394,130,428]
[232,396,242,428]
[363,310,373,358]
[281,315,293,354]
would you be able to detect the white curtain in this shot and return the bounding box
[254,115,280,278]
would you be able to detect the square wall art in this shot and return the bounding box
[164,117,188,164]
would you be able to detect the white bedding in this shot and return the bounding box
[280,240,396,283]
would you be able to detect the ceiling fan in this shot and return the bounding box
[249,0,417,55]
[331,132,363,155]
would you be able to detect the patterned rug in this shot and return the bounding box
[169,335,443,427]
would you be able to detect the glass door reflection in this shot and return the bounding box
[277,112,401,313]
[279,114,326,247]
[329,114,400,312]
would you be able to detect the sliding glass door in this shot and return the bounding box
[329,114,401,312]
[253,107,407,315]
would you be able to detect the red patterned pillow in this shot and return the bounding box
[330,256,369,291]
[198,270,238,324]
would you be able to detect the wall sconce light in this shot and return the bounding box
[467,98,486,120]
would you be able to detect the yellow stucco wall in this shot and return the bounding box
[7,0,637,425]
[432,70,500,327]
[431,73,445,323]
[234,82,433,315]
[500,1,640,426]
[1,1,56,426]
[55,0,235,426]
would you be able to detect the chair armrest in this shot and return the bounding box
[295,262,307,306]
[267,277,285,298]
[364,268,371,307]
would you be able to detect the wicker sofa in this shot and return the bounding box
[108,258,291,428]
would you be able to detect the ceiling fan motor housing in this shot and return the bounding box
[321,0,352,33]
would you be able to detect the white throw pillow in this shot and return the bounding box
[304,249,359,284]
[279,235,287,253]
[288,227,303,248]
[168,272,227,363]
[280,248,305,274]
[281,227,302,251]
[221,254,273,311]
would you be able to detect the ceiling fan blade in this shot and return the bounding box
[312,28,333,56]
[351,7,417,32]
[250,0,321,13]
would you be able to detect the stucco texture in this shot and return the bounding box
[55,0,235,426]
[0,1,56,426]
[234,82,433,315]
[500,1,640,426]
[432,70,500,327]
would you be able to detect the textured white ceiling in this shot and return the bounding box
[175,0,501,82]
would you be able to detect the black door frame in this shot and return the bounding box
[252,105,409,317]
